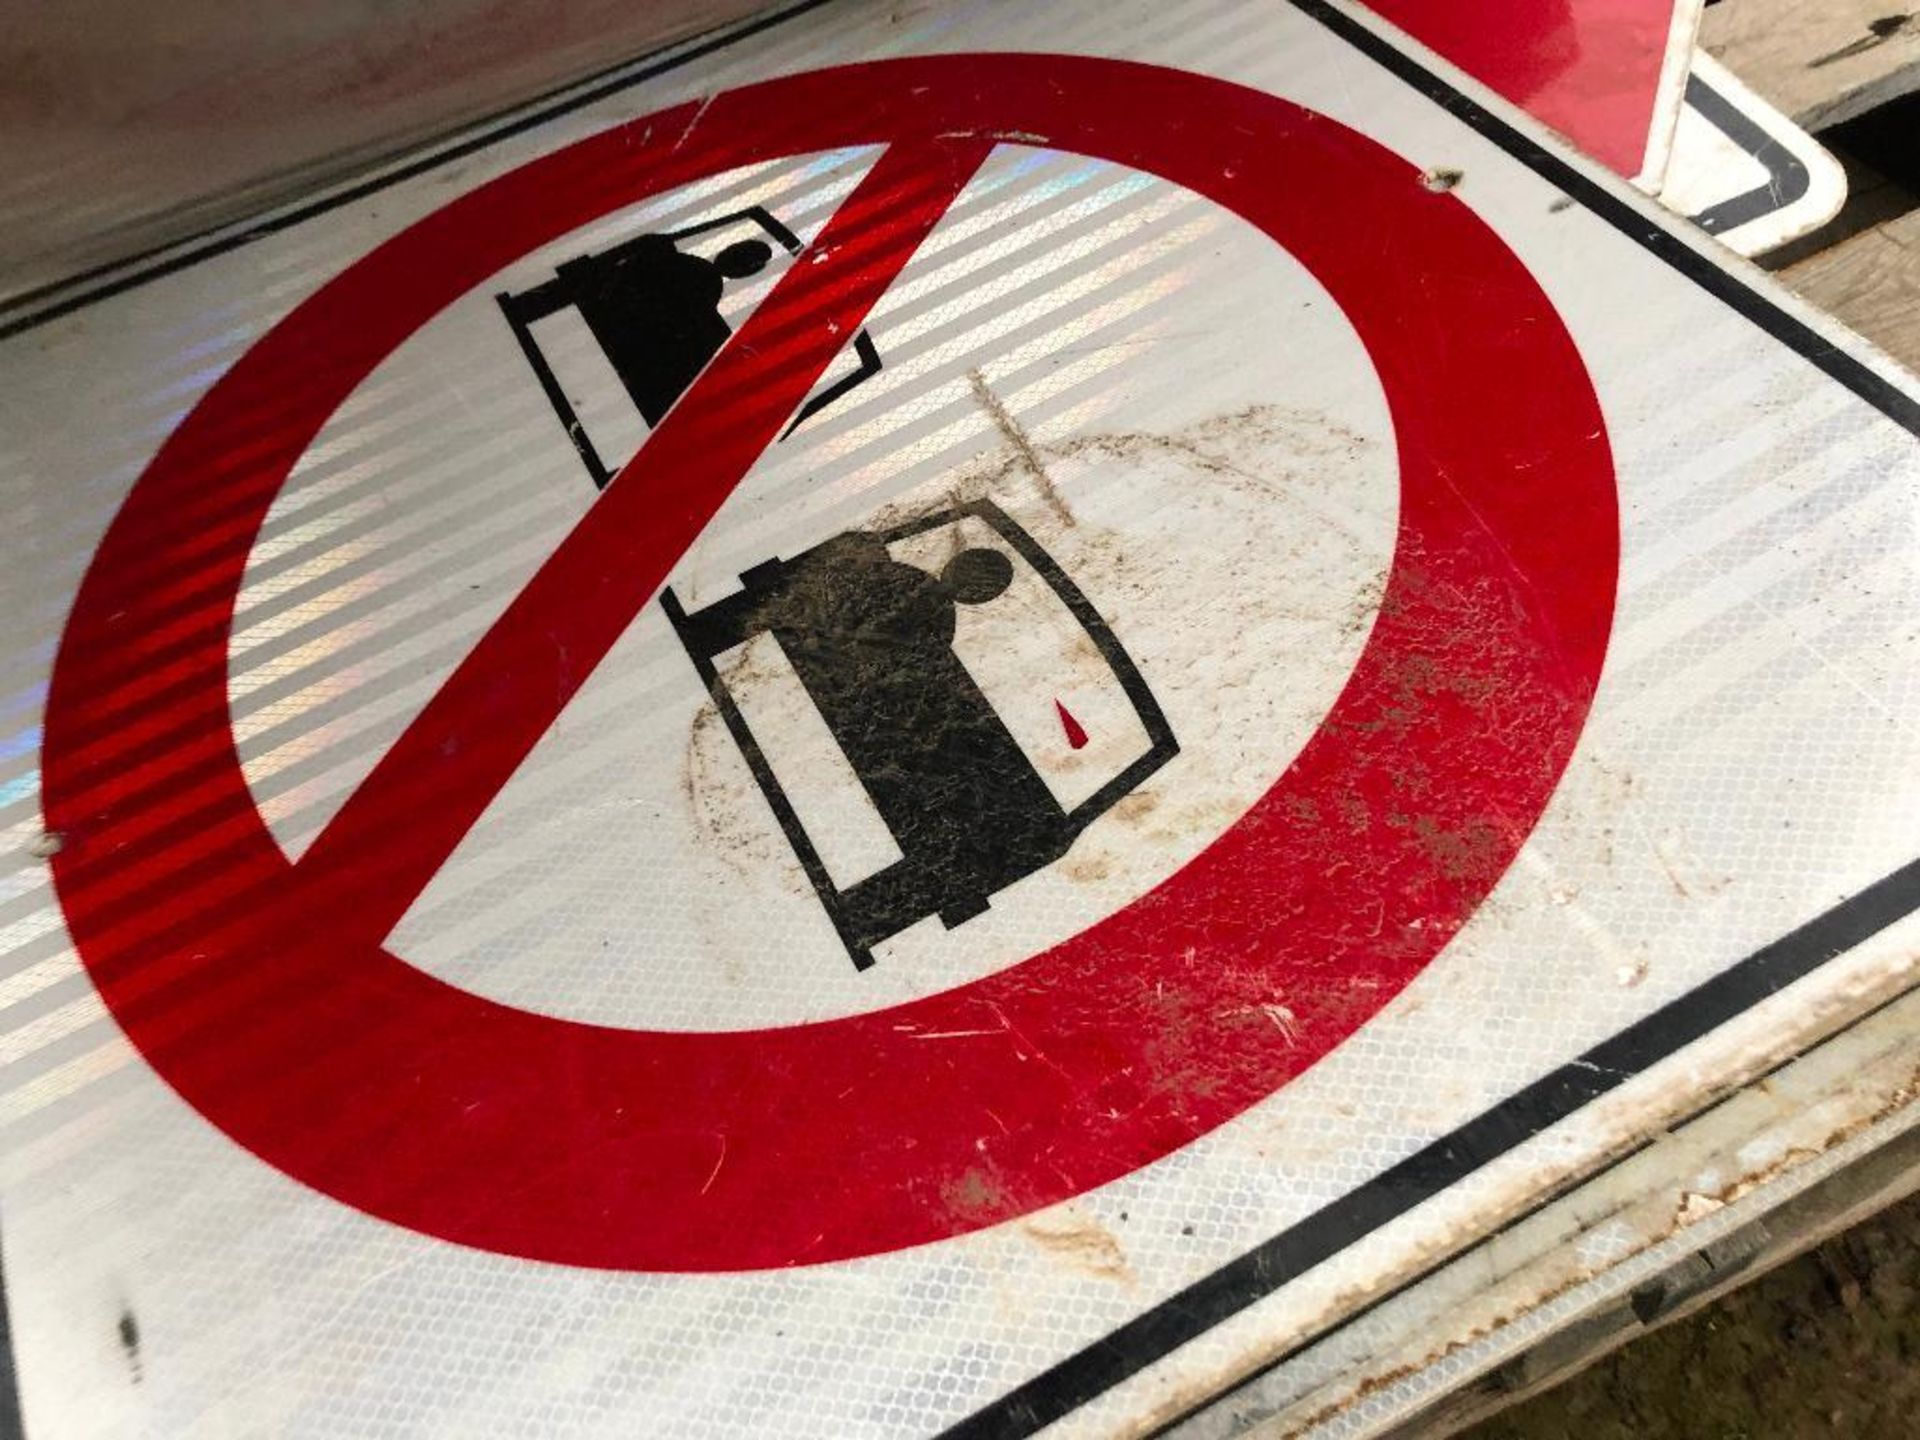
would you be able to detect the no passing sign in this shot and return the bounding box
[3,2,1917,1437]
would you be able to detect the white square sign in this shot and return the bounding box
[1,1,1916,1436]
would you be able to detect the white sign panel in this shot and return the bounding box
[1661,51,1848,257]
[1,2,1916,1437]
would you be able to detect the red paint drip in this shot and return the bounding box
[1055,698,1089,750]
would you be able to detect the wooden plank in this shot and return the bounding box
[1700,0,1920,129]
[1783,207,1920,374]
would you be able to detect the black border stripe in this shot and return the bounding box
[1,2,1917,1437]
[1137,942,1920,1440]
[951,860,1920,1438]
[942,0,1920,1432]
[0,0,841,342]
[1685,74,1814,236]
[1284,2,1920,435]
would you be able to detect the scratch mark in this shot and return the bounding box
[1569,1058,1627,1078]
[1261,1002,1302,1046]
[699,1134,728,1196]
[985,1000,1077,1087]
[672,94,717,153]
[1653,840,1692,899]
[912,1027,1001,1040]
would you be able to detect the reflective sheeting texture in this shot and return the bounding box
[0,2,1917,1437]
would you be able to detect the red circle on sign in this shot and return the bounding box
[46,55,1616,1270]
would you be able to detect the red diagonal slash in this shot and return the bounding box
[295,136,993,940]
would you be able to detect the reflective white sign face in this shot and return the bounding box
[1,2,1916,1437]
[1661,51,1847,256]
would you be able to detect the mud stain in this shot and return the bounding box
[872,402,1376,539]
[1021,1209,1136,1284]
[967,367,1076,530]
[944,1167,1012,1222]
[681,401,1386,884]
[1409,814,1507,884]
[682,701,794,883]
[1063,852,1113,883]
[117,1306,142,1382]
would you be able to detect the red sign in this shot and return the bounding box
[1371,0,1694,178]
[45,54,1617,1271]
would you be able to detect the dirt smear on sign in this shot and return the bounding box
[680,402,1385,897]
[968,367,1076,530]
[1021,1209,1137,1285]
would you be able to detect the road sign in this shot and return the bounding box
[39,52,1619,1274]
[1659,51,1849,257]
[1367,0,1703,185]
[2,2,1916,1437]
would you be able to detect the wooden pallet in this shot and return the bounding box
[1787,210,1920,374]
[1700,0,1920,129]
[1702,0,1920,372]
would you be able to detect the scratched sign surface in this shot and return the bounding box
[2,2,1918,1437]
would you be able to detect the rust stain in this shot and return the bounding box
[1677,1065,1920,1227]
